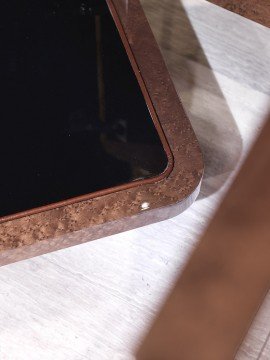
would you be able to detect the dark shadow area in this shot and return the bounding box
[1,0,168,217]
[142,0,243,199]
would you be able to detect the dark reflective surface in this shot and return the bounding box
[0,0,168,217]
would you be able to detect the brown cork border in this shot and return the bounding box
[0,0,203,267]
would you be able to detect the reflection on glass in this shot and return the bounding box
[0,0,168,217]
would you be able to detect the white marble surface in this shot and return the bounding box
[0,0,270,359]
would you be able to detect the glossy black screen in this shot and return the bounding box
[0,0,168,217]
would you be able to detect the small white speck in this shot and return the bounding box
[141,202,150,211]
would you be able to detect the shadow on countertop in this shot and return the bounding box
[141,0,243,199]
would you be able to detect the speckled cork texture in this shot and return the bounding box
[208,0,270,28]
[0,0,203,267]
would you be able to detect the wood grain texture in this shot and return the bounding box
[207,0,270,28]
[0,0,269,359]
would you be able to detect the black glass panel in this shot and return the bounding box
[0,0,168,218]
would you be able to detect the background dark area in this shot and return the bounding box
[0,0,168,217]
